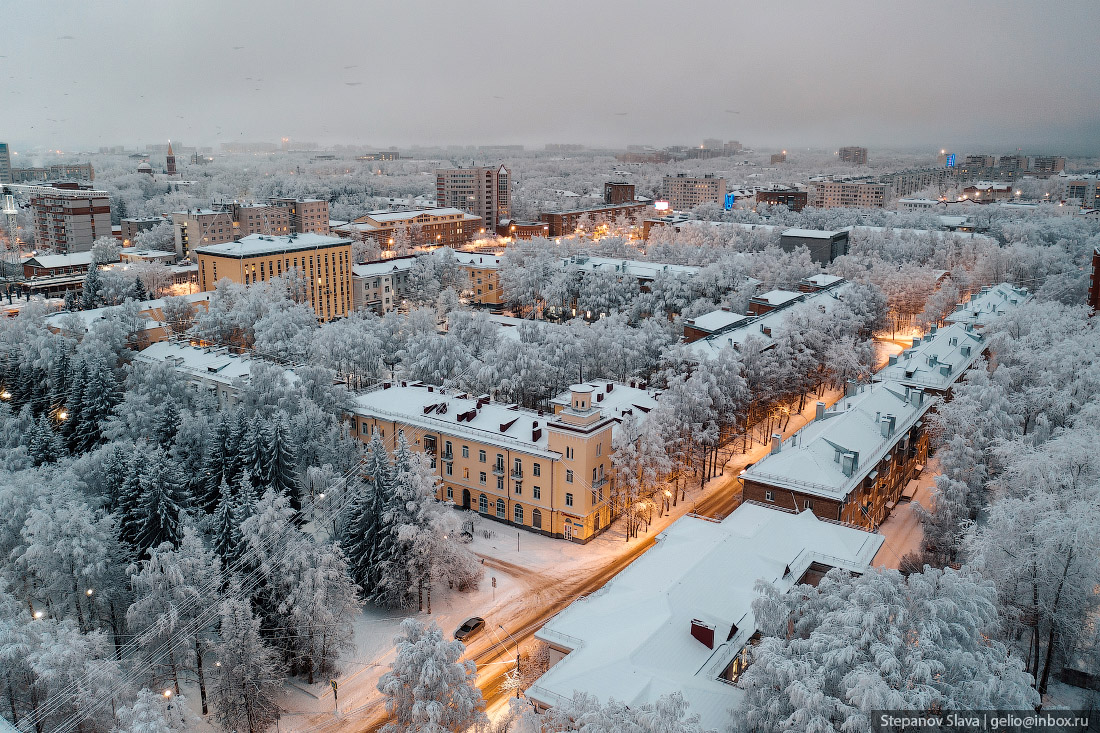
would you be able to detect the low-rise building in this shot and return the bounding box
[682,309,751,343]
[334,208,484,249]
[898,197,940,213]
[962,182,1013,202]
[119,248,177,265]
[874,323,986,395]
[195,233,353,322]
[741,381,936,529]
[135,341,295,408]
[120,217,166,246]
[46,292,212,348]
[352,256,417,314]
[755,188,808,211]
[453,251,504,307]
[944,283,1031,329]
[747,289,804,316]
[349,381,659,542]
[527,502,883,730]
[798,273,845,292]
[538,202,648,237]
[779,228,850,264]
[603,181,635,205]
[496,220,550,240]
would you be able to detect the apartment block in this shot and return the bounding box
[755,189,808,211]
[120,217,166,247]
[875,323,987,396]
[603,181,635,205]
[1030,156,1066,176]
[741,381,936,529]
[435,165,510,228]
[453,251,504,307]
[334,208,484,249]
[838,146,868,165]
[538,202,647,237]
[811,181,891,209]
[351,256,416,314]
[662,174,727,211]
[943,283,1031,329]
[195,233,353,322]
[1063,176,1100,207]
[270,197,331,235]
[135,340,294,409]
[349,381,658,543]
[0,143,11,184]
[171,202,290,257]
[12,162,95,183]
[881,168,955,198]
[31,185,112,253]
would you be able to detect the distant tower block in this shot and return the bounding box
[166,141,177,176]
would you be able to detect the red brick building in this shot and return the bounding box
[755,189,808,211]
[539,202,648,237]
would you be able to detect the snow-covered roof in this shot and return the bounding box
[800,273,845,288]
[354,208,480,224]
[683,284,852,361]
[741,381,937,502]
[352,257,417,278]
[45,291,212,332]
[752,289,803,307]
[781,228,844,239]
[135,341,296,389]
[119,248,176,261]
[874,323,986,392]
[452,252,502,269]
[561,255,699,279]
[548,380,661,435]
[685,309,750,334]
[349,383,558,459]
[25,252,94,269]
[528,503,883,731]
[944,282,1031,328]
[194,233,350,258]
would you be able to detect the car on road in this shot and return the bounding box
[454,616,485,641]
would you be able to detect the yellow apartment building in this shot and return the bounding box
[452,251,504,307]
[348,380,659,542]
[195,233,353,322]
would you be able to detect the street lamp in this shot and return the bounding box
[498,625,522,698]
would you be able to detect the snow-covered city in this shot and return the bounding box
[2,3,1100,732]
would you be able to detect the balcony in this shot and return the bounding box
[593,475,609,490]
[492,464,505,476]
[441,450,454,462]
[510,468,523,480]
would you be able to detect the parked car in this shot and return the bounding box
[454,616,485,641]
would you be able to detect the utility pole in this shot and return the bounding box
[330,678,339,716]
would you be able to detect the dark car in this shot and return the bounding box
[454,616,485,641]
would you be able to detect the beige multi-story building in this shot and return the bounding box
[1062,176,1100,208]
[435,165,511,228]
[662,174,727,211]
[171,202,290,257]
[31,184,112,253]
[120,217,166,247]
[270,197,330,235]
[811,181,892,209]
[453,251,504,307]
[195,233,353,322]
[349,380,658,542]
[838,146,868,165]
[334,208,485,250]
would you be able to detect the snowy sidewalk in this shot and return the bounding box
[873,457,939,569]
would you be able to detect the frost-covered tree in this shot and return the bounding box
[378,618,487,733]
[91,236,121,266]
[113,687,195,733]
[733,567,1038,732]
[209,592,283,733]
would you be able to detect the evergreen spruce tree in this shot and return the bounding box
[370,433,414,608]
[343,475,385,598]
[48,349,71,416]
[3,347,23,409]
[210,478,238,562]
[223,409,247,485]
[233,471,258,529]
[239,416,267,492]
[118,447,148,550]
[267,414,299,511]
[29,364,50,417]
[134,451,188,558]
[28,414,62,466]
[130,276,147,301]
[155,399,180,449]
[62,358,87,452]
[102,442,131,511]
[80,266,102,309]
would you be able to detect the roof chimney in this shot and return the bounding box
[815,401,826,421]
[690,619,715,649]
[770,433,782,454]
[841,451,858,477]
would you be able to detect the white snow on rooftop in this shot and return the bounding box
[781,228,843,238]
[194,233,350,258]
[352,258,417,278]
[753,289,803,306]
[549,380,660,430]
[528,503,883,731]
[741,380,937,502]
[135,341,296,389]
[25,252,94,269]
[685,309,749,333]
[562,255,699,279]
[874,323,986,392]
[944,282,1031,327]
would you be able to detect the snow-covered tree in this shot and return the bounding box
[378,618,487,733]
[209,592,283,733]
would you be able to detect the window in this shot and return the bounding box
[463,468,469,479]
[513,504,523,524]
[765,490,774,502]
[532,508,542,529]
[479,494,488,513]
[444,440,452,456]
[533,463,541,477]
[495,498,506,518]
[566,470,573,484]
[479,449,486,463]
[533,486,541,499]
[462,445,469,458]
[591,491,597,505]
[596,442,602,456]
[592,468,597,482]
[565,446,574,460]
[514,484,521,495]
[479,472,487,485]
[445,463,453,476]
[446,486,453,499]
[565,493,574,507]
[804,499,813,510]
[496,476,504,491]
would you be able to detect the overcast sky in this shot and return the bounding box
[4,0,1099,154]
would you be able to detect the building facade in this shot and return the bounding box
[270,197,331,235]
[31,185,112,253]
[662,174,727,211]
[171,202,291,257]
[779,228,850,264]
[755,189,808,211]
[811,181,891,209]
[538,202,647,237]
[0,143,11,184]
[435,165,510,228]
[351,256,417,314]
[603,182,635,205]
[349,381,656,543]
[838,146,868,165]
[1063,176,1100,208]
[334,208,484,249]
[195,233,353,321]
[120,217,165,247]
[497,220,550,239]
[741,381,935,529]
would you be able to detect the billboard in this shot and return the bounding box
[724,193,736,210]
[945,153,956,168]
[653,200,670,211]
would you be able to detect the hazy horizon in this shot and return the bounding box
[4,0,1100,155]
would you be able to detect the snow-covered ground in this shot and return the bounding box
[874,456,939,569]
